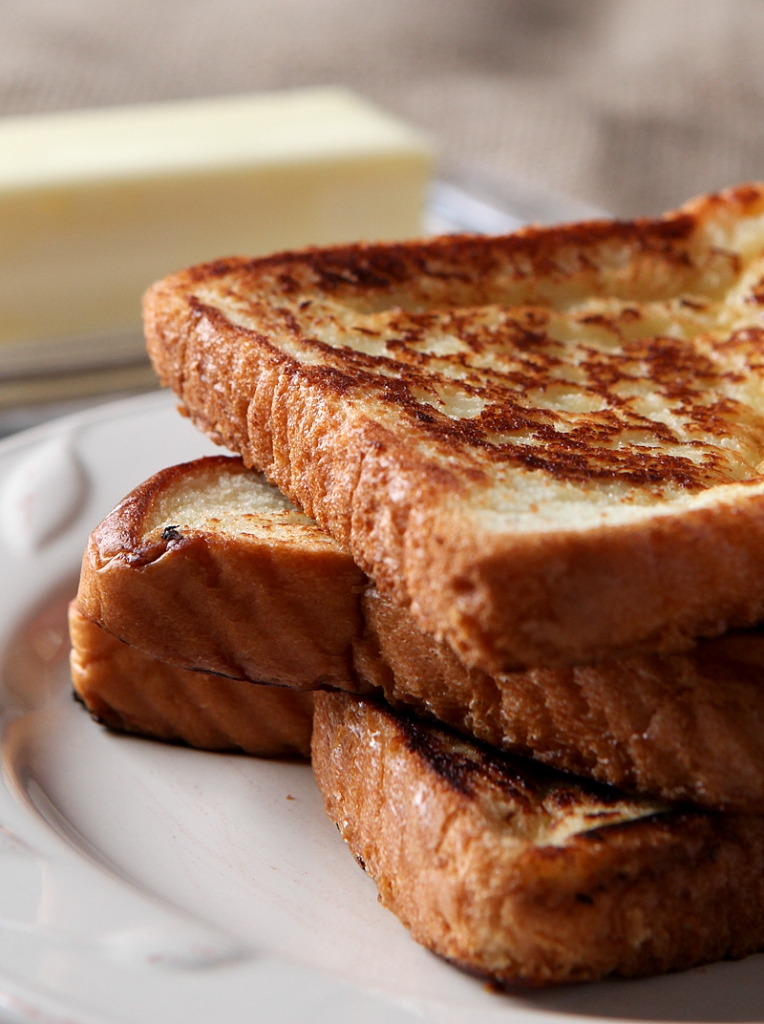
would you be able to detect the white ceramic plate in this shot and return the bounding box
[0,390,762,1024]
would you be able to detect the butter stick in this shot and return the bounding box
[0,88,432,351]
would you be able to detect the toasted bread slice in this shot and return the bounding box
[76,455,764,810]
[77,455,368,691]
[145,183,764,672]
[69,604,313,757]
[363,591,764,812]
[312,691,764,986]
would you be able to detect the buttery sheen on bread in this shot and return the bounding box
[312,692,764,987]
[76,455,764,811]
[144,183,764,673]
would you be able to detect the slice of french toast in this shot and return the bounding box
[69,604,313,757]
[77,455,369,692]
[145,183,764,673]
[76,455,764,810]
[312,691,764,987]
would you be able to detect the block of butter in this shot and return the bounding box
[0,87,432,362]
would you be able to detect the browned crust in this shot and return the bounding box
[362,589,764,811]
[78,455,764,810]
[69,604,313,757]
[312,692,764,986]
[143,183,764,671]
[77,455,369,691]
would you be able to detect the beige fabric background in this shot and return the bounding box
[2,0,764,218]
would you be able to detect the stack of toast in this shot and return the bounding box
[71,183,764,987]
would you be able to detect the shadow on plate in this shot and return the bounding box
[510,953,764,1022]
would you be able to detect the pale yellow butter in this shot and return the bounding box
[0,88,432,350]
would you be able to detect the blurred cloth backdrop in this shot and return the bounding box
[3,0,764,218]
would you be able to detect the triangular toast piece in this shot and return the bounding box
[76,455,764,811]
[312,691,764,986]
[144,184,764,671]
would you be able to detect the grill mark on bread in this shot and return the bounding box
[197,306,759,489]
[395,702,663,819]
[202,260,764,492]
[245,214,707,294]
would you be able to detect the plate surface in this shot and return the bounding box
[0,390,761,1024]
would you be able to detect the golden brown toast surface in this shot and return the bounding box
[77,455,368,691]
[69,604,313,757]
[77,455,764,810]
[312,692,764,986]
[363,587,764,811]
[144,183,764,671]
